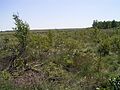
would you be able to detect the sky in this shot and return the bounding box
[0,0,120,30]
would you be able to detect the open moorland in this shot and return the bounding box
[0,15,120,90]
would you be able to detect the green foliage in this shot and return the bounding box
[109,76,120,90]
[9,14,30,70]
[92,20,120,29]
[13,14,30,48]
[110,35,120,54]
[47,30,54,47]
[97,39,110,56]
[0,70,11,80]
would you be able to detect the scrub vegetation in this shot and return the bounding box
[0,15,120,90]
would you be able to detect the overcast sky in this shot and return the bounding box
[0,0,120,30]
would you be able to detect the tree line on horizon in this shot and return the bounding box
[92,20,120,29]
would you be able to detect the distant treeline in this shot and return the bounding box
[92,20,120,29]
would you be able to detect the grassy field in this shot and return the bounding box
[0,27,120,90]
